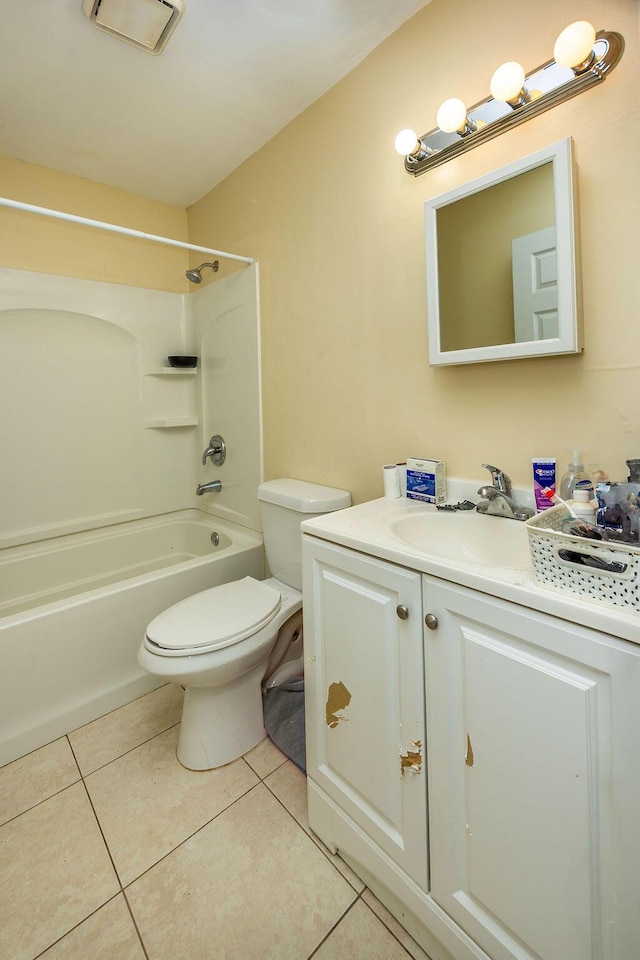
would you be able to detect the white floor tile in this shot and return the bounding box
[127,783,357,960]
[86,726,258,885]
[69,683,183,775]
[0,783,119,960]
[0,737,79,826]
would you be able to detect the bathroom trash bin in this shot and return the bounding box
[525,504,640,612]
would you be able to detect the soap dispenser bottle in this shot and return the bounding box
[559,449,587,500]
[568,485,597,524]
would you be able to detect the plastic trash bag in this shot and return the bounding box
[263,679,306,772]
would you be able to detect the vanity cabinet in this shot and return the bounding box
[423,576,640,960]
[302,537,428,890]
[302,533,640,960]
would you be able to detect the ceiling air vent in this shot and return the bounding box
[82,0,184,55]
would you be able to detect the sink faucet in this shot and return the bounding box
[476,464,534,521]
[480,463,512,496]
[196,480,222,495]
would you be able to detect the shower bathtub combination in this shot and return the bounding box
[0,510,264,767]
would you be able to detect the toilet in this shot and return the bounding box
[137,478,350,770]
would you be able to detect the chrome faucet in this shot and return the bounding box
[202,434,226,466]
[196,480,222,495]
[481,463,512,496]
[476,464,534,521]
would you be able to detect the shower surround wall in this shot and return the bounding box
[193,267,263,532]
[0,264,262,546]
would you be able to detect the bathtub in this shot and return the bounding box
[0,510,264,767]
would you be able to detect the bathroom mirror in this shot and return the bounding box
[425,138,581,365]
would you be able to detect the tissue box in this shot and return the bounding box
[406,457,446,504]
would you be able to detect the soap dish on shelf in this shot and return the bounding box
[525,504,640,612]
[168,355,197,368]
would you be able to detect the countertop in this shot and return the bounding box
[301,496,640,645]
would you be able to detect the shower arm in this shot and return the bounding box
[0,197,255,265]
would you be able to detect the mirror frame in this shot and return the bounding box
[425,138,581,366]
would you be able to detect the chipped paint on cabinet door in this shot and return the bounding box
[400,740,423,776]
[303,536,428,890]
[325,680,352,728]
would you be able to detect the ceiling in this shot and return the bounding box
[0,0,430,208]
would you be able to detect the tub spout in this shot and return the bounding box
[196,480,222,495]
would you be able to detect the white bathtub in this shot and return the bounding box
[0,510,264,767]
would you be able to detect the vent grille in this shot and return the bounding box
[82,0,184,55]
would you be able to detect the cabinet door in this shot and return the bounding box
[424,575,640,960]
[303,536,427,889]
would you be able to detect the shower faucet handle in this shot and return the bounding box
[202,434,226,467]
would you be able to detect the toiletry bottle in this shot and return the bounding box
[559,449,587,500]
[568,487,597,524]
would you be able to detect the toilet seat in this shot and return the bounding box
[145,576,282,657]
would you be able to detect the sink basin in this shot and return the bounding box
[387,507,531,570]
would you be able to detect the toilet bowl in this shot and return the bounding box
[138,577,302,769]
[137,478,351,770]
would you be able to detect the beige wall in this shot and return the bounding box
[188,0,640,502]
[0,157,189,292]
[1,1,637,504]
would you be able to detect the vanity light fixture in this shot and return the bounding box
[436,98,481,137]
[489,62,532,108]
[395,21,624,175]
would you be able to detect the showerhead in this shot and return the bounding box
[185,261,219,283]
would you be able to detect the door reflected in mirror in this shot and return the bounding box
[425,138,581,365]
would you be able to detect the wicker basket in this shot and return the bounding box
[525,504,640,612]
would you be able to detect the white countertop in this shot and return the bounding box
[301,496,640,645]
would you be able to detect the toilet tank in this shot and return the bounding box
[258,479,351,590]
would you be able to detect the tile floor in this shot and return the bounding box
[0,684,430,960]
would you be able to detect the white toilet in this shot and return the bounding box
[137,478,350,770]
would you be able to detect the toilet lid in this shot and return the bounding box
[146,577,281,652]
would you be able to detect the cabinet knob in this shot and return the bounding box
[424,613,438,630]
[396,604,409,620]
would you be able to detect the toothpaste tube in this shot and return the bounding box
[532,457,556,511]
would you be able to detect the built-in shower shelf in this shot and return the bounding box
[145,368,198,377]
[144,417,199,428]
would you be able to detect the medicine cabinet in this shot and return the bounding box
[425,138,582,365]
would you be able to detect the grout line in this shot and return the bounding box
[359,895,430,960]
[260,766,426,957]
[260,765,366,897]
[122,889,151,960]
[241,751,288,781]
[79,775,127,890]
[0,735,83,828]
[304,897,361,960]
[0,779,83,830]
[30,893,123,960]
[0,732,69,772]
[120,778,263,890]
[70,736,151,958]
[65,733,82,773]
[76,719,182,778]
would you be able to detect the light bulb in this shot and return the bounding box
[436,98,468,134]
[490,61,526,103]
[553,21,596,69]
[394,128,419,156]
